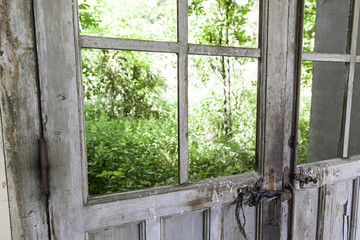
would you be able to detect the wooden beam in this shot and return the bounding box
[0,0,49,238]
[84,173,257,231]
[302,52,351,62]
[177,0,189,184]
[188,44,260,58]
[81,35,179,53]
[293,155,360,189]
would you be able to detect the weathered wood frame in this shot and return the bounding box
[288,0,360,239]
[4,0,360,238]
[79,2,264,199]
[31,0,302,238]
[30,0,270,238]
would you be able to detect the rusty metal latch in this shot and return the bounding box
[293,167,317,188]
[238,176,292,207]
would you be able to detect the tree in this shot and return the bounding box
[189,0,256,136]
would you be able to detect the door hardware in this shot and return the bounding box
[293,167,317,188]
[266,199,280,226]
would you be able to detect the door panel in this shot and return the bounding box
[32,0,360,238]
[223,204,256,240]
[291,157,360,240]
[34,0,85,238]
[161,211,206,240]
[86,222,143,240]
[83,174,256,233]
[292,187,318,240]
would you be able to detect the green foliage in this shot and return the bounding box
[303,0,316,53]
[297,0,316,164]
[78,0,176,41]
[189,0,257,47]
[86,109,178,195]
[80,0,258,195]
[78,1,102,33]
[82,49,167,119]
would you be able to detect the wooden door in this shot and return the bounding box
[31,0,360,239]
[288,0,360,239]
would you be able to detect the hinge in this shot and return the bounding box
[39,139,49,196]
[288,135,298,148]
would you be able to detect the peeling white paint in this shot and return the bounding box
[0,128,11,240]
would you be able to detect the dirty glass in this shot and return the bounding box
[188,55,257,181]
[297,61,346,164]
[302,0,351,54]
[78,0,177,41]
[188,0,259,48]
[82,49,178,195]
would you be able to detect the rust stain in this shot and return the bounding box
[326,188,332,196]
[2,181,6,188]
[269,168,275,191]
[0,7,20,98]
[336,204,340,217]
[187,195,212,210]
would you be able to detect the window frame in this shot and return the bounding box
[79,0,263,199]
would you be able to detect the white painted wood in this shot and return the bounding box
[84,173,256,231]
[33,0,86,238]
[26,0,360,239]
[261,0,290,238]
[350,178,360,240]
[145,218,161,240]
[0,128,11,240]
[292,188,319,240]
[321,184,335,240]
[293,156,360,189]
[188,44,260,58]
[284,0,299,170]
[81,35,179,53]
[178,0,189,184]
[86,222,141,240]
[322,181,353,240]
[209,205,222,240]
[80,36,262,59]
[302,52,351,62]
[0,0,49,238]
[356,178,360,240]
[223,203,256,240]
[161,210,205,240]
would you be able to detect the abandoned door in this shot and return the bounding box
[288,0,360,239]
[32,0,360,239]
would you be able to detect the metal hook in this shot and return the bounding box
[266,199,280,226]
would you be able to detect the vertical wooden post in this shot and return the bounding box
[178,0,189,184]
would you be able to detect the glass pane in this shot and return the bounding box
[298,61,346,164]
[188,56,257,181]
[349,64,360,156]
[78,0,177,41]
[189,0,259,48]
[302,0,351,54]
[82,49,178,195]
